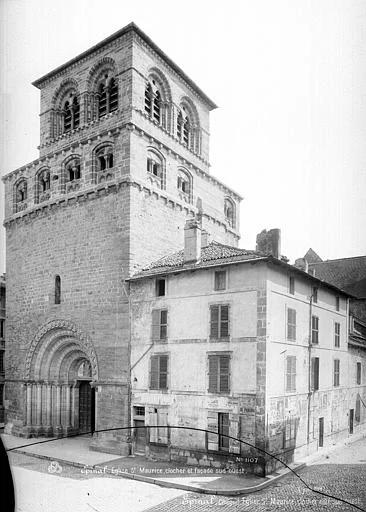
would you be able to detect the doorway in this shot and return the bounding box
[349,409,354,435]
[318,417,324,448]
[78,381,95,434]
[134,420,146,454]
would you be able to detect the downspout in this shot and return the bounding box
[306,293,313,448]
[121,277,132,455]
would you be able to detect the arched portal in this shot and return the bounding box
[23,320,98,438]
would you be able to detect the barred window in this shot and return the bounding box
[210,305,229,339]
[208,354,230,393]
[98,75,118,118]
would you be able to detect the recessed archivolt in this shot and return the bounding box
[87,57,119,92]
[25,319,98,381]
[52,78,80,110]
[179,95,200,127]
[147,66,172,102]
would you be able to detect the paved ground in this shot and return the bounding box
[5,436,366,511]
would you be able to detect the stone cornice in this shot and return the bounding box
[3,175,240,240]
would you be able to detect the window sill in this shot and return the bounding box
[209,337,230,342]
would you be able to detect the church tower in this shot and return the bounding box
[2,23,241,454]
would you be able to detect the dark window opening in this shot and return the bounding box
[0,320,4,338]
[63,101,72,132]
[218,412,230,452]
[96,147,114,172]
[134,406,145,417]
[109,78,118,112]
[55,275,61,304]
[357,362,362,385]
[311,357,319,391]
[312,287,318,303]
[145,83,152,115]
[336,296,340,311]
[98,83,107,118]
[156,279,166,297]
[289,276,295,295]
[66,160,81,182]
[0,351,4,377]
[153,90,161,122]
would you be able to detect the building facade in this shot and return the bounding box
[129,225,366,473]
[2,24,241,454]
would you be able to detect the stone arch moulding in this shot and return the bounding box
[179,95,200,128]
[52,78,80,110]
[87,57,119,92]
[24,319,99,381]
[147,66,172,102]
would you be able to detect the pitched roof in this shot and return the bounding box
[130,241,266,279]
[304,248,323,264]
[309,256,366,298]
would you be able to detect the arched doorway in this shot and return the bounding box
[23,320,98,438]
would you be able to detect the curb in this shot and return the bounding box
[10,448,307,496]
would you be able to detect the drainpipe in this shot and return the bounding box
[306,293,313,448]
[121,275,132,455]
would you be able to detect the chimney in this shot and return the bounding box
[184,219,202,264]
[256,228,281,259]
[201,230,211,248]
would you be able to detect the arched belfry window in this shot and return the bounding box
[66,158,81,182]
[14,179,28,212]
[176,101,201,155]
[145,78,165,125]
[177,168,193,203]
[55,275,61,304]
[98,75,118,118]
[224,198,236,228]
[146,149,165,189]
[63,94,80,133]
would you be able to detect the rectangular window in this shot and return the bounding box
[134,406,145,417]
[289,276,295,295]
[156,278,166,297]
[151,309,168,341]
[0,351,3,376]
[208,354,230,393]
[0,383,3,407]
[333,359,340,387]
[0,320,4,339]
[335,296,340,311]
[214,271,226,291]
[334,322,340,347]
[283,416,297,449]
[210,305,229,339]
[311,315,319,344]
[357,362,362,385]
[150,355,168,390]
[286,356,296,392]
[311,357,319,391]
[312,287,318,303]
[287,308,296,341]
[356,397,361,422]
[218,413,230,452]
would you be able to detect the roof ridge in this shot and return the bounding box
[311,255,366,264]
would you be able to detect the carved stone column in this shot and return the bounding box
[25,382,33,426]
[54,384,62,436]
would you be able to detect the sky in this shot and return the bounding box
[0,0,366,274]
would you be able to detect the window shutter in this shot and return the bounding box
[208,356,219,392]
[160,310,168,340]
[158,410,168,444]
[150,356,159,389]
[220,306,229,338]
[219,355,230,392]
[314,357,319,390]
[210,306,219,338]
[152,309,161,340]
[149,410,158,443]
[159,355,168,389]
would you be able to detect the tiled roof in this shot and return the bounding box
[309,256,366,298]
[131,241,266,278]
[304,248,323,264]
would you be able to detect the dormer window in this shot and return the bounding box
[98,75,118,118]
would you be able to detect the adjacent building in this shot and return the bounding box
[129,225,366,473]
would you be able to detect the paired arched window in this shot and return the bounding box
[177,106,193,148]
[177,168,193,203]
[35,169,51,203]
[14,179,28,212]
[145,80,162,124]
[63,95,80,133]
[147,149,165,189]
[96,145,114,172]
[66,158,81,182]
[98,75,118,118]
[224,198,236,228]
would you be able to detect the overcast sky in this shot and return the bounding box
[1,0,366,274]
